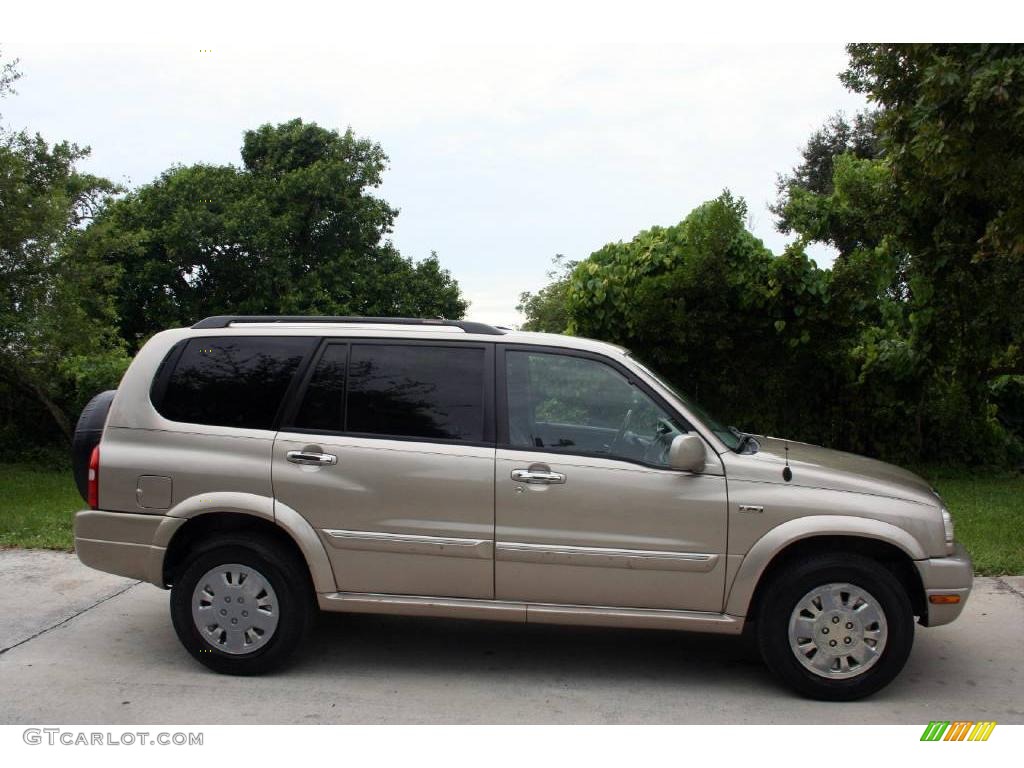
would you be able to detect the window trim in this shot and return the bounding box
[149,335,318,431]
[277,339,350,431]
[495,343,697,470]
[280,337,496,447]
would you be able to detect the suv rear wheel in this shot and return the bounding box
[170,534,314,675]
[756,553,914,700]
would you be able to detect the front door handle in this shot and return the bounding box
[511,468,566,484]
[286,450,338,466]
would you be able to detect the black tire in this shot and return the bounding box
[756,553,914,701]
[170,534,314,675]
[71,390,117,502]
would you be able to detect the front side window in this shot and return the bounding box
[628,356,741,451]
[505,350,684,466]
[157,336,313,429]
[292,343,486,442]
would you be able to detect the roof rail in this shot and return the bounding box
[191,315,506,336]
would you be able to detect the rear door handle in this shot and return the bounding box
[286,450,337,466]
[511,469,566,484]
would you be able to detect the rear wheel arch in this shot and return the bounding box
[162,512,314,591]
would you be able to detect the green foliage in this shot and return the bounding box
[991,376,1024,437]
[0,47,20,102]
[75,119,467,349]
[556,165,1022,465]
[563,192,850,445]
[772,111,880,240]
[58,351,132,417]
[1,56,467,449]
[517,255,576,332]
[742,44,1024,465]
[2,44,1023,473]
[0,58,126,444]
[844,45,1024,370]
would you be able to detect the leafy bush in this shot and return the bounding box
[552,191,1020,466]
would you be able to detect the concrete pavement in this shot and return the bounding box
[0,549,136,653]
[1,549,1021,724]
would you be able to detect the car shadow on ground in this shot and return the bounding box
[297,610,776,690]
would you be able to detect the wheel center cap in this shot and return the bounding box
[815,610,862,656]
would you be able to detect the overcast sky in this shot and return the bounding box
[2,38,866,326]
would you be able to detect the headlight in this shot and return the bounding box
[941,508,955,553]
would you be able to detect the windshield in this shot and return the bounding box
[628,357,742,451]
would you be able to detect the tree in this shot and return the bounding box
[841,44,1024,386]
[0,48,20,101]
[772,111,880,243]
[516,255,575,332]
[77,119,467,348]
[0,54,126,445]
[563,193,847,443]
[768,44,1024,463]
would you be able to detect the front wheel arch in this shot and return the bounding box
[742,535,927,625]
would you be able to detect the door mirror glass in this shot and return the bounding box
[668,434,706,472]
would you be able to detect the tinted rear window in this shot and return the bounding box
[345,344,485,441]
[157,337,312,429]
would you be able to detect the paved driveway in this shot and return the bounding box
[1,549,1021,724]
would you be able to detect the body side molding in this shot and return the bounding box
[322,528,493,559]
[495,541,719,572]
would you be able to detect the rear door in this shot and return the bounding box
[273,339,496,599]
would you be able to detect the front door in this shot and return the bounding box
[273,340,495,599]
[495,347,728,612]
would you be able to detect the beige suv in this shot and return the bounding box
[71,316,972,700]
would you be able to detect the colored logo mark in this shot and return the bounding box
[920,721,996,741]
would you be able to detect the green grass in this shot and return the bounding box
[0,463,1021,573]
[0,464,79,550]
[925,471,1024,576]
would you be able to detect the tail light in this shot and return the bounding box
[87,445,100,509]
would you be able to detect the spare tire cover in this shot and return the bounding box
[71,390,117,502]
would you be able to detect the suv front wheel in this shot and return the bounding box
[170,534,314,675]
[756,553,914,700]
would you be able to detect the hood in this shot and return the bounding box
[725,436,939,507]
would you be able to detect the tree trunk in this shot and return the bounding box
[2,359,75,445]
[11,368,72,442]
[27,379,73,444]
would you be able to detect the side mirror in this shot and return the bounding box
[668,434,706,473]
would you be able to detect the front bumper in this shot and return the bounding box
[74,510,184,587]
[915,542,973,627]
